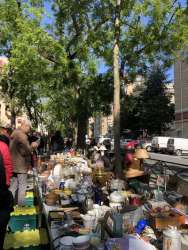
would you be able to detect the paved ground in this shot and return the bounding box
[145,152,188,170]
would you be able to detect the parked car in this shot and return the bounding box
[120,138,132,149]
[139,140,152,152]
[151,136,170,153]
[167,137,188,156]
[120,138,139,149]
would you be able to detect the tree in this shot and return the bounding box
[113,0,122,176]
[43,70,113,147]
[121,67,175,135]
[138,67,175,135]
[45,0,115,148]
[89,0,185,174]
[0,0,67,126]
[49,0,186,173]
[0,0,187,170]
[0,0,114,141]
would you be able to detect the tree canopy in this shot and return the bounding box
[0,0,187,153]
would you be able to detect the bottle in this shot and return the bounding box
[163,227,181,250]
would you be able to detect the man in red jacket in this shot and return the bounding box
[0,122,13,249]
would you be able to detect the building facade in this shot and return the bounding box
[0,99,27,128]
[174,60,188,137]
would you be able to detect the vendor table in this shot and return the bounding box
[34,171,65,250]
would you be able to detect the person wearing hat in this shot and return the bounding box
[101,145,112,170]
[0,121,14,249]
[90,144,100,163]
[9,118,38,206]
[91,143,112,170]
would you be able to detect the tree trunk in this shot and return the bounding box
[10,109,16,128]
[73,121,78,147]
[113,0,122,177]
[76,114,88,150]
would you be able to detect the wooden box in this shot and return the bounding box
[149,210,186,229]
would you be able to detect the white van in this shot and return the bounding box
[167,138,188,156]
[151,136,170,152]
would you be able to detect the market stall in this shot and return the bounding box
[34,151,188,250]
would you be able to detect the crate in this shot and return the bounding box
[25,192,34,198]
[4,229,48,249]
[24,197,34,206]
[9,206,37,232]
[24,192,35,206]
[7,246,42,250]
[9,214,37,232]
[11,206,37,216]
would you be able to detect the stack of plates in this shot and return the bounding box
[59,235,91,250]
[73,235,91,250]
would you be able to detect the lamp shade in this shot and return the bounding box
[134,148,149,159]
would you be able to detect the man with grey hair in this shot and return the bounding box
[9,118,38,206]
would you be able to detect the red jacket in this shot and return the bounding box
[0,141,13,186]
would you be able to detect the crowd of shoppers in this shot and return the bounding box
[0,119,74,248]
[0,118,40,248]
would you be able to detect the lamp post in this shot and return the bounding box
[179,61,184,137]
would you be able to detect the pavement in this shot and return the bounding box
[145,152,188,170]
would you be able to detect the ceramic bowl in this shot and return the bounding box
[73,235,90,248]
[59,236,74,250]
[109,191,125,203]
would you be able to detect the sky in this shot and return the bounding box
[43,0,187,82]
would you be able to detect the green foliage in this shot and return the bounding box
[138,67,175,134]
[0,0,187,144]
[121,67,175,135]
[0,0,68,125]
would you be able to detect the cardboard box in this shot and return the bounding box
[149,210,186,229]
